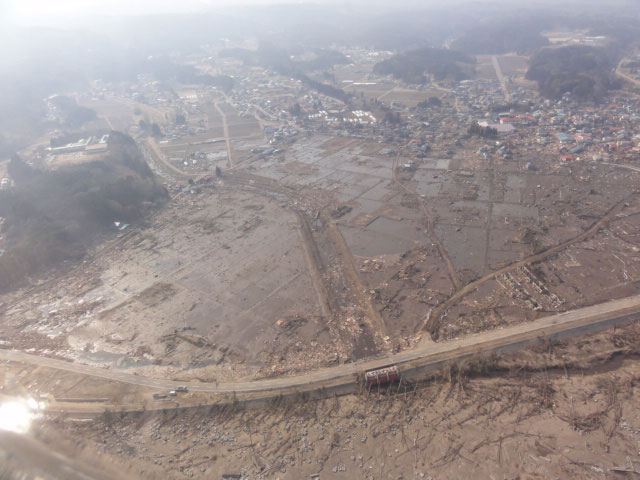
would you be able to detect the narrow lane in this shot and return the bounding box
[492,55,511,102]
[214,102,234,168]
[392,146,461,290]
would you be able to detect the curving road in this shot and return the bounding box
[2,294,640,402]
[4,147,639,411]
[7,111,639,413]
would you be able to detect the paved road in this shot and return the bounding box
[214,102,234,168]
[145,137,195,179]
[492,55,511,102]
[2,295,640,400]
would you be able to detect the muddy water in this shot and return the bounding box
[79,350,151,369]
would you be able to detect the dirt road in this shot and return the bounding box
[392,147,461,290]
[422,192,635,337]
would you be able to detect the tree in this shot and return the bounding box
[383,111,402,125]
[526,45,619,101]
[373,47,474,84]
[468,121,497,138]
[7,155,36,184]
[417,97,442,108]
[289,103,302,117]
[65,106,97,126]
[151,123,162,138]
[0,135,168,293]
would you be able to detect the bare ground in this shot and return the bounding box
[14,320,640,479]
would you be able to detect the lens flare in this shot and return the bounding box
[0,398,41,434]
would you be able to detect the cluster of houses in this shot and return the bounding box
[65,47,640,173]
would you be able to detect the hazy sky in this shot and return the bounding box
[2,0,316,26]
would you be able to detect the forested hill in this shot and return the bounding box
[0,132,168,292]
[219,45,350,102]
[452,19,549,55]
[526,45,621,101]
[372,48,475,84]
